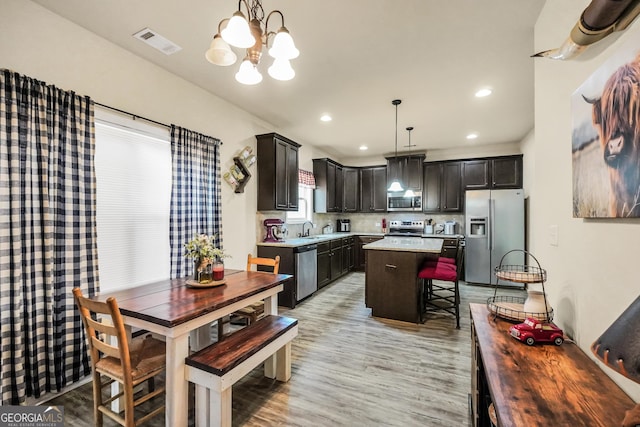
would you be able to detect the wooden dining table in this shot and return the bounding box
[92,269,292,427]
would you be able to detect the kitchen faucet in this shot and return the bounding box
[301,221,313,237]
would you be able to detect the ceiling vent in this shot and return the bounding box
[132,27,182,55]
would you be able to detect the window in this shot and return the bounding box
[286,185,313,223]
[94,108,171,292]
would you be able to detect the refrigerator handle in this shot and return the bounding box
[490,198,495,251]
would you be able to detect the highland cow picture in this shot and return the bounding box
[572,36,640,218]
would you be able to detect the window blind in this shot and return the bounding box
[94,109,171,292]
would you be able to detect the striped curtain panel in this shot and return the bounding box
[169,125,222,279]
[0,70,99,404]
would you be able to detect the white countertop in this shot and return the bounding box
[363,237,443,253]
[257,232,385,248]
[256,232,461,248]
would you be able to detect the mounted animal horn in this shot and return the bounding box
[533,0,640,60]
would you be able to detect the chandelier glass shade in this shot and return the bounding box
[206,0,299,85]
[235,58,263,85]
[205,35,237,66]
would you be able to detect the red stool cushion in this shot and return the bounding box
[418,263,458,282]
[424,258,457,270]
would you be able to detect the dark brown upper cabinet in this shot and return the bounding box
[342,167,359,212]
[423,161,462,213]
[360,166,387,212]
[257,133,300,211]
[386,154,425,192]
[313,158,344,213]
[462,155,523,190]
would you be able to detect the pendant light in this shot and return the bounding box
[403,126,417,198]
[387,99,404,192]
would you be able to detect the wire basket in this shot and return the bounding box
[494,264,547,284]
[487,250,553,322]
[487,295,554,322]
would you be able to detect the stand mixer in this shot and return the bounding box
[263,219,286,242]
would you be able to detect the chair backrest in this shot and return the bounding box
[246,254,280,274]
[72,288,134,387]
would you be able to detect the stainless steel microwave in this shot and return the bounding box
[387,193,422,211]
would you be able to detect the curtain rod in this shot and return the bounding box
[95,102,170,129]
[95,102,223,145]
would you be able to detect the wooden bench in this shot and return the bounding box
[185,315,298,427]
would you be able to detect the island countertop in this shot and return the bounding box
[363,236,443,253]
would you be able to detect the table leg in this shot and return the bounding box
[191,324,213,352]
[166,333,190,427]
[263,295,278,378]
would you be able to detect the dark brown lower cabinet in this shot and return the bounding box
[317,242,332,289]
[364,249,426,323]
[330,240,342,281]
[341,237,355,275]
[256,246,296,308]
[356,236,384,271]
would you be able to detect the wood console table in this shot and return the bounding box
[470,303,634,426]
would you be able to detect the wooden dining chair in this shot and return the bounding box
[417,242,465,329]
[217,254,280,340]
[73,288,166,427]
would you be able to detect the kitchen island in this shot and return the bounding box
[363,237,443,323]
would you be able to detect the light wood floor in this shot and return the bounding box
[48,273,519,426]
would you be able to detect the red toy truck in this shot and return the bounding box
[509,317,564,346]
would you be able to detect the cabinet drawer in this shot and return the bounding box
[317,242,330,253]
[359,236,383,244]
[441,246,457,259]
[443,238,458,247]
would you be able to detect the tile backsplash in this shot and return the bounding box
[256,211,464,241]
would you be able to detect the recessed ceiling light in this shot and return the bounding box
[359,145,368,150]
[475,88,492,98]
[466,133,478,140]
[320,114,332,122]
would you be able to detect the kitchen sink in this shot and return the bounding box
[302,236,323,240]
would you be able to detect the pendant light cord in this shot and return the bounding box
[395,102,398,159]
[392,99,401,160]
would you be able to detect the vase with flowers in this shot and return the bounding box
[184,234,227,284]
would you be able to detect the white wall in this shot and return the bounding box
[534,1,640,400]
[0,0,331,270]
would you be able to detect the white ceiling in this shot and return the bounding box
[32,0,546,161]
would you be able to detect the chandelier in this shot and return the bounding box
[205,0,299,85]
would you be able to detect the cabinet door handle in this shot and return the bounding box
[385,264,397,269]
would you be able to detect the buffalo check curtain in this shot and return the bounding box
[169,125,222,279]
[0,70,98,404]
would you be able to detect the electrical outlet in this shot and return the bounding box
[375,222,381,227]
[549,225,558,246]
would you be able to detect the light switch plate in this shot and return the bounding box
[549,225,559,246]
[375,222,381,227]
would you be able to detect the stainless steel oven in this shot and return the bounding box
[387,193,422,211]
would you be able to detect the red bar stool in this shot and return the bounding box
[418,243,464,329]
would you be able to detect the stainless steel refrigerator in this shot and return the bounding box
[464,189,524,285]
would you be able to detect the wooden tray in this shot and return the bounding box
[186,279,226,288]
